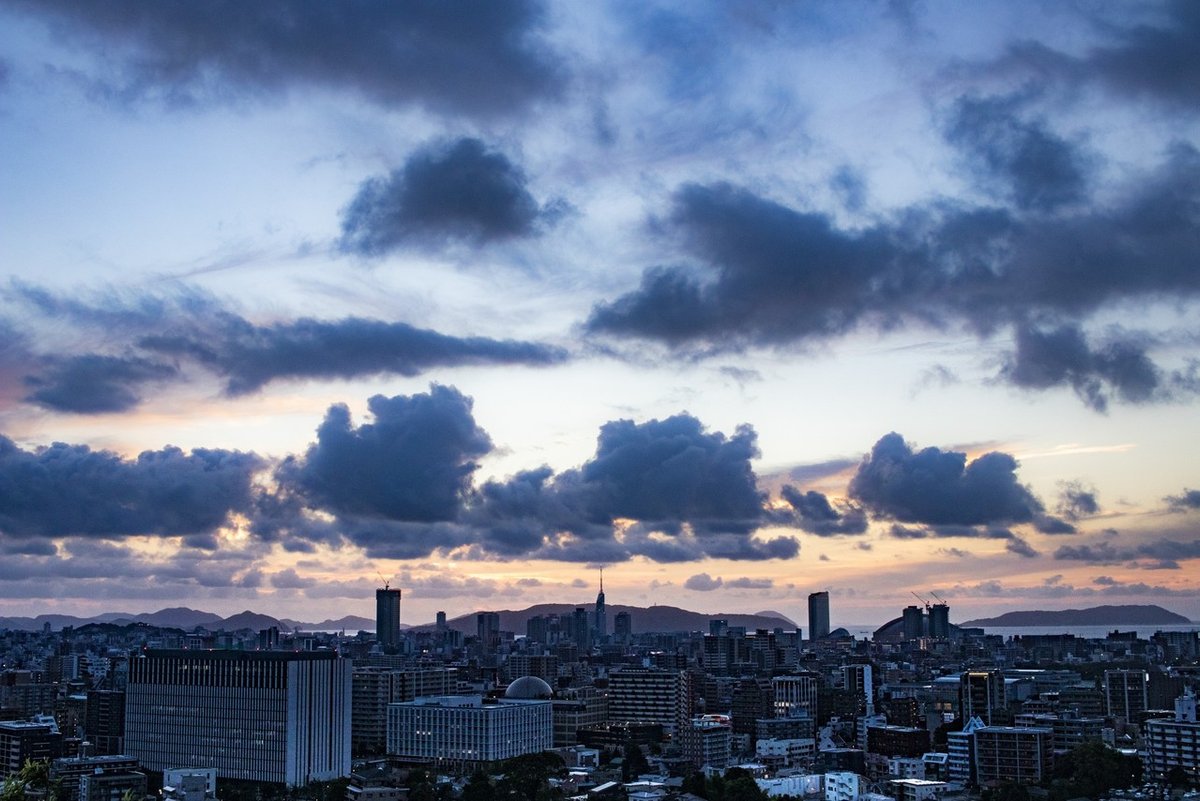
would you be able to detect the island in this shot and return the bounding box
[962,603,1192,627]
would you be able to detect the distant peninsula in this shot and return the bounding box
[962,604,1192,628]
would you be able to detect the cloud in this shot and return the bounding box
[1165,488,1200,511]
[949,575,1198,600]
[684,572,722,591]
[586,144,1200,409]
[985,2,1200,109]
[944,93,1090,211]
[848,432,1047,528]
[1005,536,1039,558]
[8,0,566,117]
[1054,536,1200,566]
[0,435,262,540]
[1057,480,1100,520]
[13,285,567,406]
[726,576,773,589]
[782,458,859,486]
[1001,323,1175,412]
[23,354,178,413]
[339,138,554,254]
[143,314,568,396]
[279,385,492,523]
[777,487,868,536]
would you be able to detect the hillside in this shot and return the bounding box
[962,604,1192,627]
[427,603,797,635]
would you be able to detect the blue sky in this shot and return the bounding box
[0,1,1198,626]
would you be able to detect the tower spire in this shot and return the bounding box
[599,567,604,593]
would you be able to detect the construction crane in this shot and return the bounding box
[377,572,391,591]
[912,591,931,610]
[930,591,947,605]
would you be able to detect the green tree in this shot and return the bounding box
[680,771,708,799]
[1052,740,1141,800]
[496,753,565,801]
[981,782,1031,801]
[621,742,649,782]
[461,771,495,801]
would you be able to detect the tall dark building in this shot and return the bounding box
[376,586,402,650]
[928,603,950,639]
[902,605,924,640]
[477,612,500,654]
[594,570,607,640]
[84,690,125,755]
[808,591,830,642]
[614,611,632,645]
[960,670,1006,725]
[126,650,350,786]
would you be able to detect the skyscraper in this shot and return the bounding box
[594,569,607,640]
[376,586,401,650]
[808,591,830,642]
[126,650,351,786]
[477,611,500,654]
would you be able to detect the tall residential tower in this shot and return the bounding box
[376,586,402,650]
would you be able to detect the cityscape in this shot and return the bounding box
[0,580,1197,801]
[1,1,1200,801]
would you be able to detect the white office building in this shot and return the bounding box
[387,695,552,769]
[126,650,351,786]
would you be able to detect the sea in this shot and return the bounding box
[841,622,1200,640]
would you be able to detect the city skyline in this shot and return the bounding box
[0,2,1198,625]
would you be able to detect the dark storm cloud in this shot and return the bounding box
[0,435,262,539]
[944,94,1089,211]
[12,285,568,406]
[1165,489,1200,511]
[5,0,566,116]
[459,413,796,562]
[143,314,568,396]
[587,145,1200,408]
[1001,323,1177,412]
[777,486,868,536]
[1057,480,1100,520]
[340,138,552,254]
[989,1,1200,108]
[23,354,178,413]
[1054,537,1200,566]
[279,385,492,523]
[848,432,1047,528]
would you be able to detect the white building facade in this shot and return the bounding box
[386,696,552,769]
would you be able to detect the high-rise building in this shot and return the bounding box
[126,650,351,786]
[1143,694,1199,785]
[973,726,1052,788]
[435,611,447,632]
[477,612,500,654]
[0,722,63,778]
[594,569,607,640]
[773,673,819,719]
[614,611,632,645]
[608,667,691,736]
[376,587,402,650]
[928,604,950,639]
[960,670,1006,725]
[84,690,125,755]
[808,592,830,642]
[902,606,924,641]
[1104,669,1148,722]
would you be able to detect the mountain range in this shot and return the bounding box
[0,603,795,634]
[961,604,1193,627]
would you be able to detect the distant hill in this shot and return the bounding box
[962,604,1192,628]
[281,615,375,632]
[423,603,797,636]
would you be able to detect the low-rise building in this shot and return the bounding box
[386,695,553,770]
[1143,694,1199,785]
[974,726,1053,788]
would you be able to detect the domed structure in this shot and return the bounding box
[505,675,554,700]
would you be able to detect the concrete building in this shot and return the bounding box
[960,671,1006,725]
[161,768,217,801]
[1143,693,1199,785]
[1013,711,1104,753]
[889,778,953,801]
[386,695,552,770]
[607,668,690,736]
[824,771,865,801]
[772,673,819,720]
[551,686,608,748]
[375,587,402,651]
[125,650,351,786]
[84,690,125,756]
[681,716,732,770]
[974,726,1053,788]
[78,769,146,801]
[946,716,984,786]
[1104,669,1148,723]
[51,755,139,801]
[808,592,830,642]
[0,721,63,778]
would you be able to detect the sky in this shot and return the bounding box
[0,0,1198,628]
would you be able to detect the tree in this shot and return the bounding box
[495,753,565,801]
[1049,740,1142,801]
[460,771,495,801]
